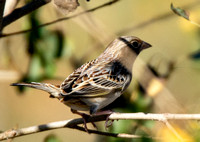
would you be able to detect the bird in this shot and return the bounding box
[11,36,151,131]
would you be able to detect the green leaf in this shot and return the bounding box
[171,3,190,20]
[44,134,61,142]
[44,62,56,78]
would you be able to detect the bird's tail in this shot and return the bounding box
[11,82,61,98]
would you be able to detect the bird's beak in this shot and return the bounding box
[140,41,152,51]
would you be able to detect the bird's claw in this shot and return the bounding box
[71,109,97,133]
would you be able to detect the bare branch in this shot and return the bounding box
[0,114,107,141]
[1,112,200,141]
[72,125,155,139]
[2,0,51,30]
[1,0,199,38]
[108,113,200,120]
[0,0,120,38]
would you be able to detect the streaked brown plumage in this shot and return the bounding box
[11,36,151,115]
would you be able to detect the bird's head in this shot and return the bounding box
[102,36,151,58]
[100,36,152,72]
[118,36,152,54]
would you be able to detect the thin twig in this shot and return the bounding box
[1,0,199,39]
[1,112,200,141]
[2,0,51,29]
[0,0,120,38]
[72,125,157,139]
[117,0,200,35]
[162,120,183,141]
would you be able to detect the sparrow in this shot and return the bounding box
[11,36,151,130]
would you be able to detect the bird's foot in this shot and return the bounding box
[94,110,114,130]
[71,109,97,133]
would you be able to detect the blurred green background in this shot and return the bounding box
[1,0,200,141]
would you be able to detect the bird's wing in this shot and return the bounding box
[61,61,132,98]
[60,59,97,93]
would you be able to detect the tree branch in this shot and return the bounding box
[72,125,156,139]
[1,112,200,141]
[2,0,51,30]
[108,113,200,120]
[0,0,120,38]
[1,0,199,38]
[0,114,107,141]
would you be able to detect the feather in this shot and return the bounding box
[11,82,61,98]
[60,61,132,98]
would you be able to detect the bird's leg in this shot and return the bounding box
[90,120,97,129]
[70,109,90,132]
[93,110,114,129]
[70,109,97,132]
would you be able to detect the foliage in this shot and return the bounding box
[44,134,62,142]
[17,10,65,92]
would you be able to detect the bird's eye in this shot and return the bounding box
[131,41,139,48]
